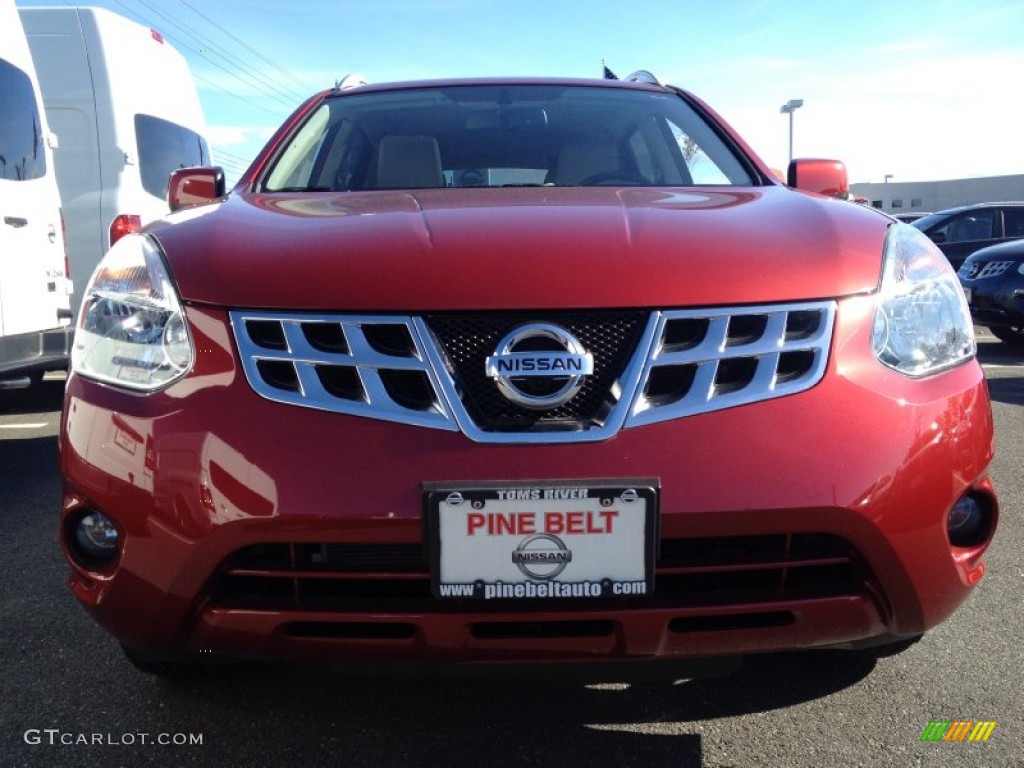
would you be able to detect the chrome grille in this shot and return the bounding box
[423,312,647,431]
[960,260,1015,280]
[230,313,458,431]
[626,302,834,428]
[230,301,835,442]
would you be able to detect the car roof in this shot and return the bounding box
[328,76,675,97]
[931,201,1024,216]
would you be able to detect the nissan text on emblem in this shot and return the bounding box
[484,323,595,409]
[511,533,573,580]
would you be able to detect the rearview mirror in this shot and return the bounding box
[787,159,849,199]
[168,167,226,212]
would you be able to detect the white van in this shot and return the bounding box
[0,0,72,389]
[19,5,211,315]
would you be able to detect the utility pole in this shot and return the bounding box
[780,99,804,164]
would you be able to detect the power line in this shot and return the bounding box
[132,0,305,109]
[214,148,255,165]
[177,0,319,94]
[214,158,247,170]
[190,71,289,119]
[106,0,302,112]
[211,157,252,174]
[210,147,250,163]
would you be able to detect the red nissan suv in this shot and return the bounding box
[60,76,997,674]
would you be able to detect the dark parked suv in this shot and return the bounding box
[959,238,1024,347]
[912,202,1024,270]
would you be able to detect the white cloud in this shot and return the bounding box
[679,47,1024,183]
[206,125,252,147]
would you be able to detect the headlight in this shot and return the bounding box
[72,234,193,391]
[871,224,975,377]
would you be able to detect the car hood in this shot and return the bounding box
[149,187,890,311]
[962,238,1024,263]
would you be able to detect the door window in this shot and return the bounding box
[0,58,46,181]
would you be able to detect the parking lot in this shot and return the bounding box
[1,330,1021,768]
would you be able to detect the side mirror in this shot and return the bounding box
[168,166,226,212]
[786,159,849,199]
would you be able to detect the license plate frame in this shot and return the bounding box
[424,479,658,601]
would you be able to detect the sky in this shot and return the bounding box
[16,0,1024,186]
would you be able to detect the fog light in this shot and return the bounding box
[947,495,989,548]
[72,510,120,564]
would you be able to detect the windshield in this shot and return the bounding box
[911,211,954,232]
[261,84,755,192]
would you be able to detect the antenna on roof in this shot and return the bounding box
[624,70,661,85]
[602,60,618,80]
[334,73,368,92]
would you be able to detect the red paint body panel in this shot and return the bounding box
[59,297,995,662]
[151,187,887,311]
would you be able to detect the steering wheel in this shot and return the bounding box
[577,170,649,186]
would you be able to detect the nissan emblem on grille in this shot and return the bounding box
[485,323,595,409]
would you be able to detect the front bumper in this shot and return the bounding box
[58,295,997,664]
[962,272,1024,329]
[0,324,72,379]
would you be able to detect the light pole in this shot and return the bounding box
[780,99,803,164]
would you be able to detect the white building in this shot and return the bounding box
[851,174,1024,215]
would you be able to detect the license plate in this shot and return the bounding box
[425,480,657,601]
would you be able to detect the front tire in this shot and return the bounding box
[989,325,1024,347]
